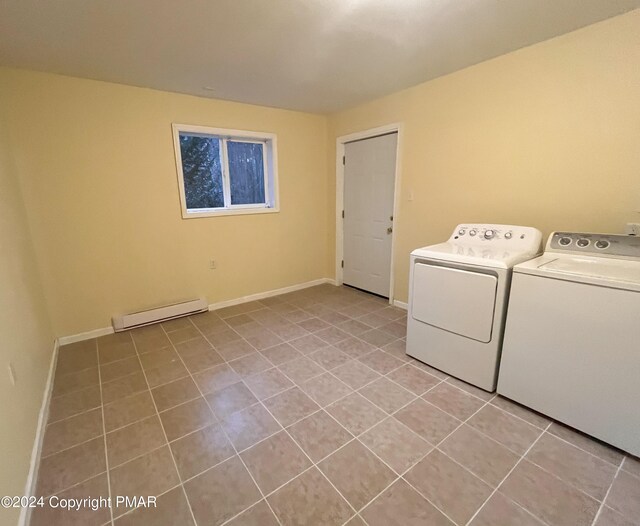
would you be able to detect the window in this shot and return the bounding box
[172,124,278,218]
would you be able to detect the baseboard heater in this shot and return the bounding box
[112,298,208,332]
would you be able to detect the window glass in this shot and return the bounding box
[179,134,224,209]
[227,141,266,205]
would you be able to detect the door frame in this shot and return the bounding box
[335,123,403,304]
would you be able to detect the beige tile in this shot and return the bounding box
[527,432,617,500]
[382,339,410,362]
[226,313,256,327]
[160,397,215,442]
[386,365,440,395]
[490,396,551,429]
[357,312,391,329]
[42,408,103,457]
[327,393,387,436]
[114,486,194,526]
[548,422,625,466]
[31,473,110,526]
[379,321,406,339]
[298,317,332,333]
[318,310,351,326]
[225,500,279,526]
[336,319,372,336]
[358,350,404,375]
[309,346,351,370]
[319,439,395,510]
[288,410,353,462]
[131,332,172,354]
[145,359,190,388]
[244,368,294,400]
[104,391,156,432]
[205,382,258,419]
[55,341,98,376]
[332,359,380,389]
[316,326,351,345]
[162,316,193,332]
[358,329,397,348]
[52,367,99,398]
[290,333,330,355]
[360,417,432,474]
[178,346,224,374]
[409,358,449,379]
[151,377,200,412]
[205,328,242,347]
[241,431,312,493]
[278,356,325,384]
[229,352,272,377]
[595,506,638,526]
[222,404,281,451]
[98,341,137,365]
[361,479,454,526]
[167,325,201,345]
[267,467,353,526]
[606,470,640,521]
[261,342,303,365]
[439,424,519,486]
[263,387,320,427]
[246,330,284,351]
[334,337,376,359]
[405,450,492,525]
[424,382,485,420]
[170,423,235,480]
[36,437,106,497]
[299,373,353,407]
[358,377,415,414]
[469,404,541,455]
[501,460,599,526]
[470,492,544,526]
[100,356,142,383]
[445,377,494,400]
[344,514,368,526]
[138,347,180,369]
[621,456,640,478]
[109,446,180,518]
[106,415,167,467]
[216,339,256,361]
[102,372,148,405]
[185,456,261,525]
[193,363,241,394]
[395,399,460,444]
[48,386,101,423]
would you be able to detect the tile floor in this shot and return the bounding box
[31,284,640,526]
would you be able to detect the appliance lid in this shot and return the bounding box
[411,242,540,269]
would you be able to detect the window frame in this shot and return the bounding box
[172,123,279,218]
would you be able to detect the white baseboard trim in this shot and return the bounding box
[208,278,337,311]
[19,339,59,526]
[56,278,338,345]
[393,299,408,310]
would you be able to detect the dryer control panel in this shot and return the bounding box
[549,232,640,259]
[450,224,542,253]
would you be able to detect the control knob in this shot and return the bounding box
[484,230,495,240]
[577,239,590,248]
[595,240,610,250]
[558,237,572,246]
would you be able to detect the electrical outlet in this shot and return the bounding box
[209,260,217,269]
[625,223,640,236]
[8,363,16,386]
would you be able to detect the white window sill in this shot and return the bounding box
[181,207,280,219]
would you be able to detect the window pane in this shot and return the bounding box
[179,133,224,209]
[227,141,266,205]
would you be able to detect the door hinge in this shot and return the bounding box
[341,260,344,268]
[341,210,344,219]
[342,155,345,165]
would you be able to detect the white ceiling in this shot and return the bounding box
[0,0,638,113]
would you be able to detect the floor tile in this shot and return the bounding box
[358,377,415,414]
[334,337,376,359]
[244,368,294,400]
[138,347,180,370]
[288,410,353,462]
[180,346,225,374]
[319,439,396,510]
[309,346,351,370]
[358,329,397,348]
[316,326,351,345]
[394,399,460,444]
[55,341,98,376]
[501,459,600,526]
[48,385,101,423]
[298,317,331,333]
[98,341,137,365]
[358,350,404,375]
[109,446,180,518]
[170,424,235,480]
[606,470,640,521]
[224,500,280,526]
[527,432,617,500]
[241,431,312,493]
[222,404,281,451]
[595,506,638,526]
[205,381,258,419]
[360,479,454,526]
[206,328,242,347]
[245,330,284,351]
[167,326,201,345]
[424,382,485,420]
[622,456,640,478]
[229,352,272,377]
[36,437,106,496]
[439,424,519,486]
[100,356,142,383]
[260,342,303,365]
[278,356,325,384]
[490,396,551,429]
[193,363,241,394]
[103,391,157,432]
[52,367,99,398]
[382,339,410,362]
[327,393,387,436]
[289,334,330,355]
[159,397,216,442]
[379,320,406,339]
[102,373,148,405]
[332,359,381,389]
[185,456,261,526]
[151,377,200,412]
[468,404,541,455]
[337,319,372,336]
[268,322,310,342]
[386,365,440,395]
[470,492,543,526]
[106,415,166,467]
[267,467,353,526]
[114,486,195,526]
[263,387,320,427]
[299,373,353,407]
[359,417,432,474]
[162,316,193,332]
[405,449,492,525]
[145,359,190,388]
[445,377,494,400]
[41,407,103,457]
[216,339,256,361]
[409,358,449,379]
[547,422,625,466]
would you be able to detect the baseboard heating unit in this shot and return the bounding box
[112,298,208,331]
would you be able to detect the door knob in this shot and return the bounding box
[387,227,393,234]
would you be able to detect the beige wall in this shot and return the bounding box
[327,10,640,303]
[0,114,53,522]
[0,69,330,337]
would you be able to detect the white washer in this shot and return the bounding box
[498,232,640,456]
[407,224,542,392]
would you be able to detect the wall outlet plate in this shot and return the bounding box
[625,223,640,236]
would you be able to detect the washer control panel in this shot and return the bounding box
[449,224,542,253]
[549,232,640,258]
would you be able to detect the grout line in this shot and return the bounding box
[95,339,115,526]
[591,459,623,526]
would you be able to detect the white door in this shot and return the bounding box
[343,132,397,297]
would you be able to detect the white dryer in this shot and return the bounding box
[498,232,640,456]
[407,224,542,392]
